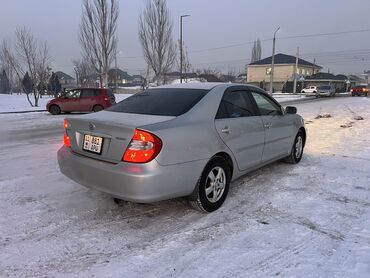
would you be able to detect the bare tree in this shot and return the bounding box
[0,28,51,106]
[139,0,176,85]
[79,0,119,88]
[251,38,262,63]
[73,58,97,87]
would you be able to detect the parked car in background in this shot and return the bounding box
[316,85,336,97]
[301,86,317,97]
[351,85,369,96]
[47,88,116,115]
[58,83,306,212]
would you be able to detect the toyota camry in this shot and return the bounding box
[58,83,306,212]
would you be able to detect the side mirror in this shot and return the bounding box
[285,106,297,114]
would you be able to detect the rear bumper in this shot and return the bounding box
[57,146,207,202]
[317,91,331,96]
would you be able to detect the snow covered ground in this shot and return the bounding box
[0,91,310,113]
[0,94,132,113]
[0,96,370,277]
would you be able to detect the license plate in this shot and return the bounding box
[83,134,103,154]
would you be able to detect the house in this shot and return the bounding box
[364,70,370,84]
[132,75,145,86]
[247,53,322,91]
[55,71,75,90]
[108,68,133,86]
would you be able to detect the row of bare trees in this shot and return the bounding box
[0,28,50,106]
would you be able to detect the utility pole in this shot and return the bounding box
[115,51,118,93]
[293,46,299,94]
[180,15,190,84]
[269,27,280,95]
[312,58,316,76]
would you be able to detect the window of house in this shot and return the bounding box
[266,67,272,75]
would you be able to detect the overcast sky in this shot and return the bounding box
[1,0,370,77]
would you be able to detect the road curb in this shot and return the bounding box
[0,110,46,115]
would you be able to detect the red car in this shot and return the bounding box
[351,85,369,97]
[47,88,116,115]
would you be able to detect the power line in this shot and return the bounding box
[116,28,370,59]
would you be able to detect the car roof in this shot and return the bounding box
[152,82,264,92]
[155,82,222,90]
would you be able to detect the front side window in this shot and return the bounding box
[216,90,256,119]
[251,91,281,116]
[108,88,209,116]
[64,89,81,99]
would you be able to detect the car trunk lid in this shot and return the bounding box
[66,111,174,163]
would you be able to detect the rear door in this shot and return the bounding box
[80,89,96,111]
[214,89,265,171]
[250,90,294,162]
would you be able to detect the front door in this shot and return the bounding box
[250,91,294,162]
[60,89,81,112]
[215,89,265,171]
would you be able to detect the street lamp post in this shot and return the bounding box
[180,14,190,84]
[269,27,280,95]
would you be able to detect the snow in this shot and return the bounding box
[0,91,306,113]
[0,94,53,113]
[0,96,370,277]
[0,94,132,113]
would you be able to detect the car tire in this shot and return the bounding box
[93,105,104,112]
[49,105,61,115]
[188,156,231,213]
[284,130,304,164]
[301,91,305,94]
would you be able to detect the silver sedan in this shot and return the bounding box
[58,83,306,212]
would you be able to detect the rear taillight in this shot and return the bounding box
[122,129,162,163]
[63,119,71,148]
[63,119,69,129]
[64,133,71,148]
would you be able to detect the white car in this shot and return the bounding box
[301,86,317,96]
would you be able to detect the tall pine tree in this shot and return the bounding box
[251,38,262,63]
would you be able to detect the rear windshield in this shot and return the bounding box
[108,88,209,116]
[319,85,331,90]
[106,89,115,97]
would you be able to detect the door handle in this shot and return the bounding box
[264,123,272,129]
[221,126,231,134]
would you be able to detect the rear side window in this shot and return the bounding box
[216,90,256,119]
[108,88,209,116]
[81,89,98,97]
